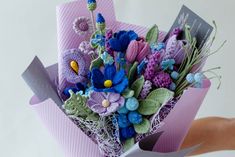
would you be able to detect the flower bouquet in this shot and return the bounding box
[22,0,225,157]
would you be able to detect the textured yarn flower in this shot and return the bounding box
[73,17,93,35]
[101,51,114,65]
[108,30,138,52]
[161,59,175,71]
[91,64,128,93]
[87,92,125,116]
[91,33,106,49]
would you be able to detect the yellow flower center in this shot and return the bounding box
[104,80,113,88]
[102,99,110,108]
[70,60,79,74]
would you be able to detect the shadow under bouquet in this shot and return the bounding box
[22,0,225,157]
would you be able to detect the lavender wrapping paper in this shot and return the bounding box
[24,57,210,157]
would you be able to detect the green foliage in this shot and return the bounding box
[146,24,159,45]
[134,118,151,134]
[137,99,161,115]
[123,138,135,152]
[131,75,145,98]
[146,88,174,104]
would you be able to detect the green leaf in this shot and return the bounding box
[122,88,135,98]
[134,118,151,134]
[137,99,161,115]
[146,88,174,104]
[89,57,103,70]
[128,61,138,84]
[123,138,135,152]
[145,24,159,45]
[131,75,145,98]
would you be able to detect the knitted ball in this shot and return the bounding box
[117,114,131,128]
[120,126,136,139]
[153,72,172,88]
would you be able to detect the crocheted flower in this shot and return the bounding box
[126,40,150,63]
[73,17,93,35]
[87,0,97,11]
[87,92,125,116]
[153,71,172,88]
[101,51,114,65]
[62,49,91,84]
[140,80,152,99]
[150,42,165,53]
[91,64,129,93]
[91,33,105,49]
[96,13,106,30]
[108,30,138,52]
[79,41,96,55]
[161,59,175,71]
[144,53,161,80]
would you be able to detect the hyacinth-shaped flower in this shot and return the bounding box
[96,13,106,31]
[144,53,161,80]
[87,92,125,116]
[169,27,182,37]
[140,80,152,99]
[87,0,97,11]
[73,17,93,35]
[125,40,150,63]
[153,71,172,88]
[79,41,97,56]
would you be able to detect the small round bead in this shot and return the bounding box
[194,73,204,83]
[117,114,131,128]
[120,126,136,139]
[104,80,113,88]
[171,71,179,80]
[128,111,143,124]
[125,97,139,111]
[186,73,195,83]
[118,106,129,114]
[170,82,176,91]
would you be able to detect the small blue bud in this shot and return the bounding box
[186,73,195,83]
[125,97,139,111]
[171,71,179,80]
[96,13,105,23]
[118,114,131,128]
[120,126,136,139]
[87,0,96,4]
[118,106,129,114]
[128,111,143,124]
[170,82,176,91]
[194,73,204,83]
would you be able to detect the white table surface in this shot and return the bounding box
[0,0,234,156]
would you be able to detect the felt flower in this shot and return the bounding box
[91,33,105,49]
[101,51,114,65]
[161,59,175,71]
[63,83,86,97]
[87,92,125,116]
[126,40,150,63]
[79,41,97,56]
[73,17,93,35]
[91,64,129,93]
[62,49,91,84]
[108,30,138,52]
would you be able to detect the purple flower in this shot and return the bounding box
[87,92,125,116]
[73,17,93,35]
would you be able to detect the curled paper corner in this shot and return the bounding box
[22,56,62,106]
[121,131,200,157]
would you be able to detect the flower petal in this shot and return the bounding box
[109,38,122,51]
[91,68,105,89]
[113,69,125,85]
[90,104,106,114]
[87,99,97,108]
[118,96,125,107]
[107,93,120,103]
[120,33,130,51]
[107,102,120,113]
[104,64,116,80]
[90,92,106,104]
[113,77,129,93]
[127,30,138,41]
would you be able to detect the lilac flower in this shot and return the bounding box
[87,92,125,116]
[73,17,93,35]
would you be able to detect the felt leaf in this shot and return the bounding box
[128,61,138,83]
[122,88,135,98]
[137,99,161,115]
[134,118,150,134]
[146,24,159,45]
[123,138,135,152]
[90,57,103,70]
[131,75,145,98]
[147,88,174,104]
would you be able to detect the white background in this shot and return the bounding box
[0,0,234,156]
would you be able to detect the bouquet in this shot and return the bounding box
[22,0,225,157]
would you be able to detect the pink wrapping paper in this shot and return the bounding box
[28,63,210,157]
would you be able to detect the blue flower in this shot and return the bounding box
[91,33,105,48]
[91,64,129,93]
[87,0,96,4]
[128,111,142,124]
[101,51,114,65]
[63,83,86,97]
[108,30,138,52]
[161,59,175,71]
[118,114,131,128]
[150,42,165,52]
[96,13,105,23]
